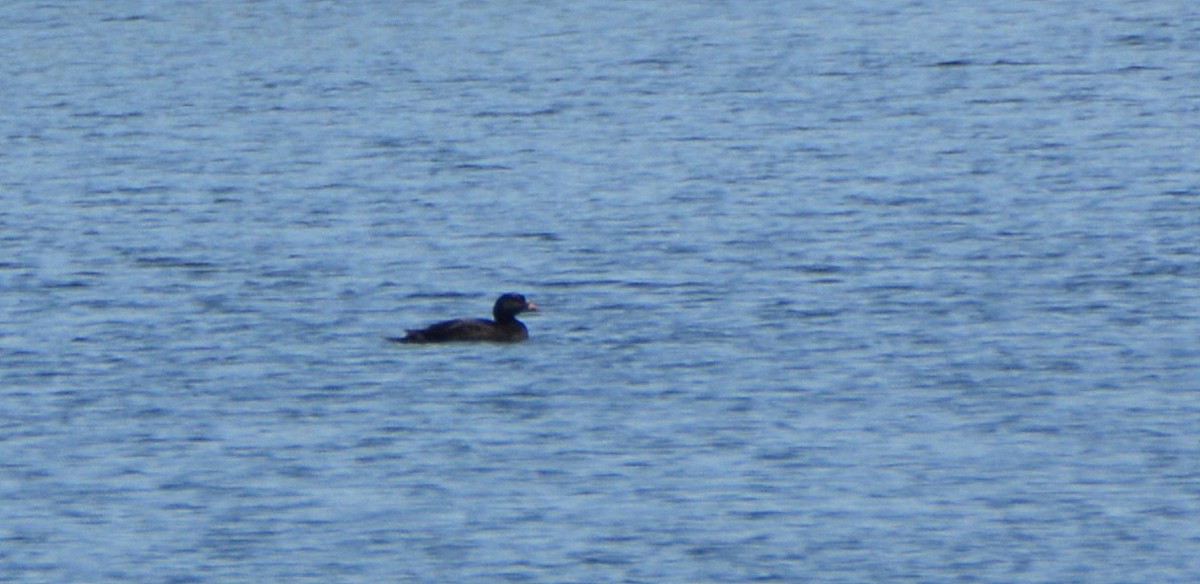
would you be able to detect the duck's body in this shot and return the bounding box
[396,316,529,343]
[391,293,536,344]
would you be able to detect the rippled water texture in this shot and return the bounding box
[3,1,1200,582]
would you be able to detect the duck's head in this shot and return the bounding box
[493,293,536,320]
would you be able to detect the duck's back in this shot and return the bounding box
[397,318,528,343]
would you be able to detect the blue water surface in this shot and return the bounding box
[3,1,1199,582]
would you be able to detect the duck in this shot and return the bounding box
[390,293,537,343]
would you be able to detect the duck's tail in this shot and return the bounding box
[386,331,425,343]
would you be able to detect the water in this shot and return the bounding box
[3,1,1200,582]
